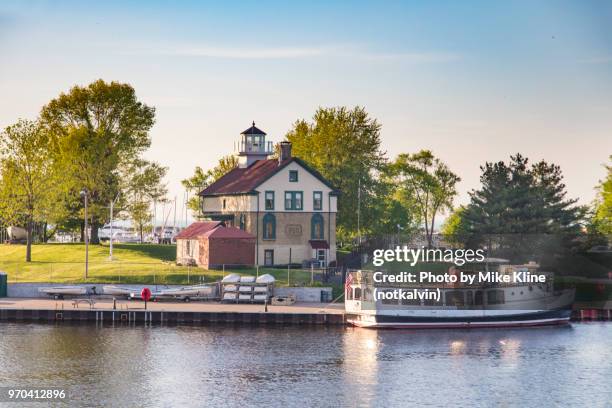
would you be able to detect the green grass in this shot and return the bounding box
[0,243,318,286]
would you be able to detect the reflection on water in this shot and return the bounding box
[0,323,611,407]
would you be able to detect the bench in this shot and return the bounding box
[72,298,95,309]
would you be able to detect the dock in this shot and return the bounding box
[0,298,346,325]
[0,297,610,325]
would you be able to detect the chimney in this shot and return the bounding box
[279,141,292,163]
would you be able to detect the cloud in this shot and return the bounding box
[120,43,459,63]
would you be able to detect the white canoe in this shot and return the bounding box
[221,273,241,283]
[256,274,275,284]
[38,286,87,296]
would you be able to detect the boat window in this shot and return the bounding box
[474,291,484,306]
[364,287,373,302]
[381,290,398,305]
[401,291,421,306]
[354,287,362,300]
[487,290,505,305]
[423,298,436,306]
[466,291,474,306]
[445,291,465,306]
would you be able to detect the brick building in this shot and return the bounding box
[176,221,255,268]
[198,123,339,267]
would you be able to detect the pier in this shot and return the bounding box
[0,298,610,325]
[0,298,346,325]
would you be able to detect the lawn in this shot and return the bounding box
[0,243,320,286]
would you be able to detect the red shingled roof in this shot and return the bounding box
[199,158,289,196]
[199,157,338,196]
[175,221,223,239]
[203,226,255,239]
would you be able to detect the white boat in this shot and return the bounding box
[102,285,141,297]
[155,284,214,300]
[256,274,275,284]
[38,286,88,298]
[222,273,241,283]
[345,263,575,329]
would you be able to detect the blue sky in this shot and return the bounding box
[1,1,611,225]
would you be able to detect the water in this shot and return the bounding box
[0,323,611,407]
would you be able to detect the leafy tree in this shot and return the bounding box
[182,155,238,215]
[286,106,387,239]
[389,150,461,247]
[124,160,168,242]
[441,206,471,247]
[593,156,612,236]
[40,80,155,243]
[0,119,53,261]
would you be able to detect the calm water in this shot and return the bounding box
[0,323,611,407]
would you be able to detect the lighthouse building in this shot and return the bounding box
[198,123,338,267]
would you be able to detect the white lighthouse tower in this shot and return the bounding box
[235,121,274,168]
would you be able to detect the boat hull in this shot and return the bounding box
[347,308,572,329]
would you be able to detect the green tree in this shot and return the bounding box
[286,106,386,239]
[40,79,155,243]
[182,155,238,216]
[0,119,53,261]
[124,160,168,242]
[459,154,583,262]
[441,205,471,247]
[593,156,612,236]
[389,150,461,247]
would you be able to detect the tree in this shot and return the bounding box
[286,106,387,239]
[441,206,471,247]
[0,119,53,261]
[593,156,612,236]
[458,154,583,262]
[40,79,155,243]
[124,160,168,242]
[389,150,461,247]
[182,155,238,216]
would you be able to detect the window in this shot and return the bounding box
[284,191,303,210]
[222,199,226,210]
[264,250,274,266]
[487,290,505,305]
[474,290,484,306]
[445,291,465,306]
[185,240,190,256]
[239,214,246,230]
[262,213,276,240]
[289,170,298,182]
[265,191,274,210]
[313,191,323,211]
[381,290,398,305]
[401,291,421,306]
[311,213,324,239]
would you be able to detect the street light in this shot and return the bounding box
[80,188,89,280]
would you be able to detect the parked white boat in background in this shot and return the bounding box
[102,285,141,297]
[39,286,88,298]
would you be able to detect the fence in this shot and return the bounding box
[0,261,340,287]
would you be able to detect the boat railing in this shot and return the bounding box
[347,269,553,290]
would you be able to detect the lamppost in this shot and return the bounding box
[81,189,89,279]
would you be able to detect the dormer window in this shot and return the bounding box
[289,170,298,182]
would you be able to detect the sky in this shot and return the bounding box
[1,0,611,226]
